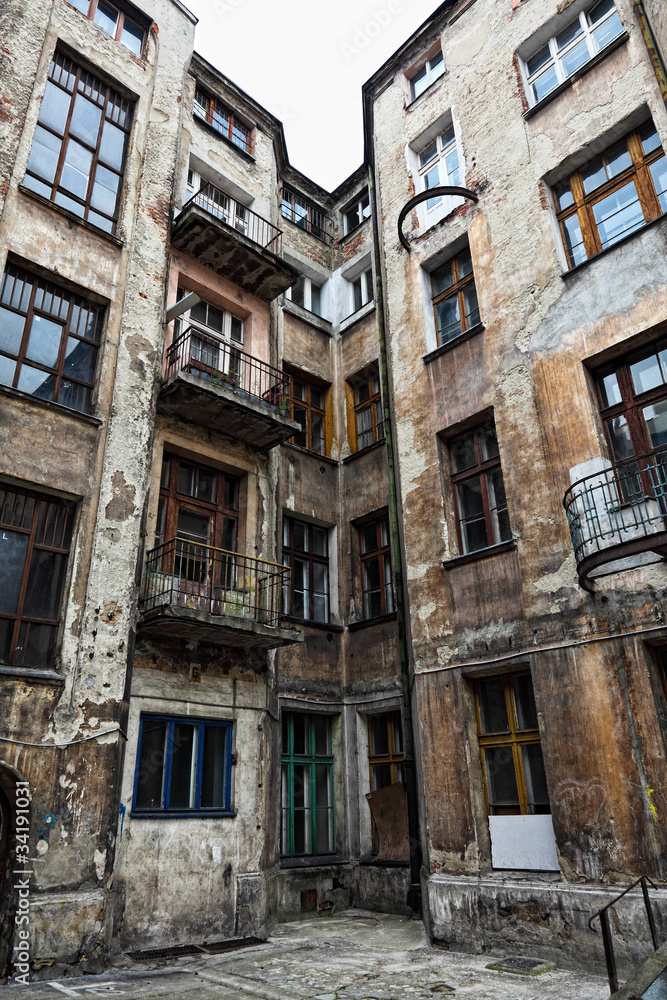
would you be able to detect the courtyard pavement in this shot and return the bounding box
[7,911,610,999]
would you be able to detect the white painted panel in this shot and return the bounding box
[489,814,560,871]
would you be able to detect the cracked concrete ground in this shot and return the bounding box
[8,912,609,999]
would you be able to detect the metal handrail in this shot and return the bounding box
[164,324,291,411]
[140,538,291,628]
[588,876,661,994]
[182,183,282,254]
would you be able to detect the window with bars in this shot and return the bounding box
[342,191,371,235]
[347,368,384,453]
[555,122,667,269]
[281,187,330,243]
[193,88,253,156]
[431,247,480,347]
[286,372,328,455]
[0,264,102,414]
[23,52,133,234]
[133,715,233,815]
[449,419,512,555]
[282,518,329,623]
[359,517,394,620]
[65,0,148,57]
[409,49,445,101]
[0,486,75,670]
[281,713,334,857]
[522,0,623,107]
[368,712,404,852]
[475,673,550,816]
[418,126,461,214]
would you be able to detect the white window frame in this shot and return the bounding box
[286,275,325,318]
[348,268,373,317]
[418,126,462,217]
[521,0,624,107]
[409,49,445,101]
[342,191,371,235]
[176,288,244,347]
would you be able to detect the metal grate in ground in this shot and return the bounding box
[127,936,264,961]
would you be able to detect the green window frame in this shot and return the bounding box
[280,712,334,858]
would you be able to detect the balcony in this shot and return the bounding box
[138,539,303,650]
[172,184,299,301]
[563,452,667,591]
[157,326,300,450]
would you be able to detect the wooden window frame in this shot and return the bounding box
[132,714,233,816]
[285,369,331,456]
[65,0,149,57]
[193,87,253,156]
[282,517,329,624]
[431,248,480,347]
[280,712,334,858]
[359,515,394,620]
[0,485,76,670]
[367,711,404,853]
[475,672,548,817]
[281,187,331,244]
[23,52,133,234]
[595,335,667,462]
[0,263,102,414]
[449,419,511,555]
[555,123,667,269]
[345,367,384,454]
[157,453,240,553]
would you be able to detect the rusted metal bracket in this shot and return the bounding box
[397,186,479,252]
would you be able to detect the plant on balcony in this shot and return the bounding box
[210,369,240,390]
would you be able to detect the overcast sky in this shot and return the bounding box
[183,0,440,191]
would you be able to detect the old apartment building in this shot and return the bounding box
[1,0,667,983]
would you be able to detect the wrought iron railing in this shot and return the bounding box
[164,325,291,411]
[182,182,282,254]
[563,450,667,575]
[588,876,662,994]
[140,539,291,628]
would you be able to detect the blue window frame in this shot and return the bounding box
[132,715,233,817]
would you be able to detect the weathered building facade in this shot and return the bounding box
[1,0,667,984]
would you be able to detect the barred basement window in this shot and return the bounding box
[0,486,75,670]
[23,52,133,233]
[0,264,102,414]
[65,0,148,57]
[281,713,334,857]
[193,88,253,156]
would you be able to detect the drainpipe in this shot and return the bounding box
[365,95,423,916]
[631,0,667,107]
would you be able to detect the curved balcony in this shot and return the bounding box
[563,452,667,591]
[138,539,303,651]
[157,326,300,450]
[172,184,299,301]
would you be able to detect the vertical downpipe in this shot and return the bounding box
[631,0,667,107]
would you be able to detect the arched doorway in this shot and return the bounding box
[0,774,16,983]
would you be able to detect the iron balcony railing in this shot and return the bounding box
[563,450,667,584]
[588,876,662,994]
[183,182,282,254]
[140,539,291,628]
[165,325,291,411]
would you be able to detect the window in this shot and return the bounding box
[23,52,132,234]
[555,122,667,268]
[156,453,239,564]
[359,517,394,619]
[342,191,371,235]
[475,673,549,816]
[347,368,384,452]
[0,486,75,670]
[282,518,329,623]
[347,268,373,317]
[169,286,244,385]
[66,0,147,56]
[0,263,102,414]
[133,715,233,815]
[185,167,250,236]
[286,275,324,317]
[281,713,333,857]
[449,419,512,555]
[286,372,328,455]
[418,126,461,214]
[193,88,253,156]
[409,49,445,101]
[522,0,623,106]
[431,247,480,347]
[281,187,330,243]
[368,711,404,852]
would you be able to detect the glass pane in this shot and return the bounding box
[292,714,307,755]
[522,744,550,814]
[94,0,119,37]
[526,44,551,77]
[512,675,538,730]
[370,714,390,756]
[135,720,167,809]
[598,371,622,407]
[451,431,476,473]
[22,622,57,669]
[484,745,520,815]
[281,713,289,753]
[25,315,63,368]
[591,10,623,50]
[593,181,644,249]
[412,65,429,99]
[531,64,559,103]
[419,140,437,168]
[292,405,307,448]
[311,414,324,454]
[457,248,473,279]
[313,715,330,756]
[315,765,332,853]
[649,157,667,213]
[435,293,461,344]
[640,122,661,156]
[60,138,93,199]
[589,0,615,23]
[371,764,393,790]
[17,364,55,400]
[0,355,17,387]
[432,260,454,296]
[23,549,67,620]
[487,468,511,544]
[363,557,381,593]
[582,155,610,195]
[293,765,310,854]
[478,678,509,734]
[606,414,635,461]
[311,283,322,316]
[0,307,26,356]
[26,126,61,184]
[91,164,119,216]
[64,337,97,383]
[480,422,499,460]
[281,763,289,855]
[121,18,144,57]
[0,530,28,615]
[291,276,305,308]
[463,284,480,330]
[631,351,664,394]
[169,723,197,809]
[560,37,590,78]
[643,400,667,450]
[457,476,485,520]
[176,508,210,544]
[312,526,327,557]
[361,522,377,554]
[200,725,227,808]
[69,93,102,146]
[99,121,126,171]
[556,17,583,51]
[562,213,587,266]
[0,619,13,665]
[555,181,574,211]
[38,81,71,133]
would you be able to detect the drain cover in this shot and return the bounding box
[200,937,264,955]
[486,956,556,976]
[127,944,204,961]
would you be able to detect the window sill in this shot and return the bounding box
[343,439,386,464]
[19,184,124,246]
[281,441,337,464]
[340,217,370,244]
[280,617,344,632]
[561,211,667,279]
[0,384,103,426]
[347,611,398,631]
[131,810,237,819]
[443,539,517,569]
[423,322,485,364]
[282,298,332,334]
[279,855,348,869]
[192,111,256,163]
[0,666,64,684]
[339,300,375,334]
[523,32,629,121]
